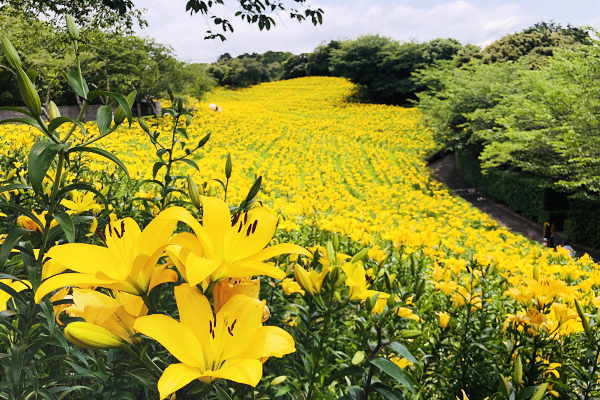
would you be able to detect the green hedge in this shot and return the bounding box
[455,143,578,234]
[565,198,600,249]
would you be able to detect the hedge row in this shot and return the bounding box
[455,143,600,248]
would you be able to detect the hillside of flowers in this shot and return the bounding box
[2,31,600,399]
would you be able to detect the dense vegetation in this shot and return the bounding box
[416,23,600,248]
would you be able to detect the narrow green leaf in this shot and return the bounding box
[371,383,405,400]
[245,175,262,202]
[11,344,25,388]
[47,116,86,137]
[88,91,132,126]
[0,106,34,118]
[323,365,365,386]
[0,183,31,194]
[64,70,84,98]
[0,117,45,132]
[177,158,199,171]
[0,227,30,269]
[515,386,540,400]
[370,357,420,394]
[198,132,211,148]
[54,211,75,243]
[28,141,66,193]
[215,385,233,400]
[152,162,165,179]
[68,146,129,178]
[97,105,113,134]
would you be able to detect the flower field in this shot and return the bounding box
[3,75,600,399]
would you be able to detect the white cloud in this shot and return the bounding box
[133,0,596,63]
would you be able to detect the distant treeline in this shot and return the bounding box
[415,21,600,248]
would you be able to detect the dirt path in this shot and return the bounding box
[430,153,600,262]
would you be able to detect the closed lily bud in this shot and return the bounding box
[16,68,41,116]
[333,291,341,302]
[114,91,136,125]
[351,351,366,365]
[270,376,287,386]
[225,154,232,179]
[399,329,422,339]
[351,248,369,264]
[326,241,335,265]
[48,101,61,121]
[575,299,592,339]
[66,15,80,41]
[514,355,523,386]
[294,264,316,296]
[387,295,396,308]
[6,168,17,180]
[332,234,339,251]
[365,296,374,312]
[137,117,150,134]
[187,175,201,210]
[329,266,340,285]
[498,374,510,398]
[1,36,22,70]
[64,322,123,350]
[533,264,540,281]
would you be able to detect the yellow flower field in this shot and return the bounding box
[1,76,598,297]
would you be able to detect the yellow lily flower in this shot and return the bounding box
[341,261,384,301]
[60,191,103,215]
[134,284,295,399]
[281,278,305,296]
[158,196,311,285]
[35,216,179,303]
[62,289,148,344]
[0,279,31,311]
[293,264,330,296]
[437,311,451,328]
[213,277,270,322]
[523,277,571,308]
[17,210,59,232]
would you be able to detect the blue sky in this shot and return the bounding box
[134,0,600,63]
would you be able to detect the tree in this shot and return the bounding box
[523,20,592,45]
[1,0,324,40]
[306,40,341,76]
[329,35,462,104]
[479,31,578,69]
[281,54,308,80]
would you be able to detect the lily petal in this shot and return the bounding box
[174,284,214,364]
[236,243,311,264]
[157,363,203,400]
[134,314,205,368]
[200,196,231,257]
[236,326,295,359]
[205,358,263,387]
[219,261,285,281]
[158,207,214,259]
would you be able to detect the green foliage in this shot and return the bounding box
[306,40,341,76]
[282,54,308,80]
[209,51,292,88]
[328,35,463,104]
[523,20,592,45]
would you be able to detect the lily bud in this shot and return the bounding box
[326,241,335,265]
[533,264,540,281]
[514,355,523,387]
[365,296,374,312]
[387,295,396,308]
[6,168,17,180]
[351,248,369,264]
[1,36,22,70]
[332,234,339,251]
[575,299,592,339]
[64,322,123,350]
[333,291,341,302]
[114,91,136,125]
[498,374,510,398]
[351,351,366,365]
[270,376,287,386]
[399,329,422,339]
[187,175,201,209]
[16,68,41,116]
[166,83,174,101]
[294,264,316,296]
[530,383,548,400]
[225,154,232,179]
[329,266,340,285]
[137,117,150,134]
[48,101,61,121]
[66,15,80,41]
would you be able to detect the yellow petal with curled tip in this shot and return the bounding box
[148,265,178,293]
[204,359,263,387]
[216,260,286,281]
[46,244,116,275]
[236,326,295,360]
[134,314,205,368]
[226,208,278,262]
[236,243,311,264]
[34,273,138,303]
[157,363,203,400]
[157,206,214,259]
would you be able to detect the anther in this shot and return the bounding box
[120,220,125,236]
[252,220,258,234]
[243,212,248,225]
[231,212,240,227]
[107,221,113,237]
[238,223,243,233]
[246,225,252,237]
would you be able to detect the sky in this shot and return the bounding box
[133,0,600,63]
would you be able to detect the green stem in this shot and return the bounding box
[61,99,88,143]
[140,291,158,315]
[38,150,65,258]
[306,290,334,400]
[79,124,118,147]
[122,345,163,379]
